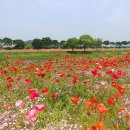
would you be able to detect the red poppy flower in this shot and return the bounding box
[91,98,98,104]
[51,93,57,98]
[53,70,57,73]
[84,127,88,130]
[35,104,45,111]
[6,76,13,82]
[56,79,60,83]
[82,80,88,84]
[38,72,45,78]
[29,89,38,100]
[118,85,126,94]
[66,73,71,77]
[1,70,7,75]
[119,107,125,111]
[29,89,36,93]
[72,79,78,84]
[41,89,49,95]
[97,103,108,114]
[117,70,123,75]
[114,93,121,99]
[111,73,119,79]
[85,102,92,107]
[107,97,115,104]
[82,67,87,72]
[60,73,64,78]
[3,103,12,109]
[106,70,112,75]
[96,121,105,130]
[111,82,117,87]
[71,96,79,103]
[91,69,98,75]
[25,79,33,85]
[17,76,22,81]
[125,115,130,120]
[6,83,12,88]
[91,125,97,130]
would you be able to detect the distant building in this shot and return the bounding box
[2,43,16,48]
[101,44,130,48]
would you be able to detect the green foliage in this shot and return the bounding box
[2,37,12,43]
[42,37,52,49]
[25,44,32,49]
[0,35,130,50]
[0,39,3,43]
[60,40,66,48]
[63,37,78,51]
[13,39,25,49]
[79,34,94,51]
[121,41,127,45]
[103,40,110,45]
[116,42,122,48]
[51,40,59,48]
[0,39,3,49]
[32,39,42,49]
[94,38,102,50]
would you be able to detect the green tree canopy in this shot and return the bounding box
[79,34,94,51]
[94,38,102,50]
[3,37,12,44]
[115,42,122,48]
[0,39,3,43]
[121,41,127,45]
[0,39,3,49]
[103,40,110,45]
[51,40,59,48]
[59,40,65,48]
[13,39,25,49]
[63,37,78,51]
[32,39,42,49]
[42,37,52,49]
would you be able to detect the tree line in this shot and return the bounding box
[0,35,130,51]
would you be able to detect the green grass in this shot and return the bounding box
[0,50,129,61]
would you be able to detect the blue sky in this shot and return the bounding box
[0,0,130,41]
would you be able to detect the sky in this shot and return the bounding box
[0,0,130,41]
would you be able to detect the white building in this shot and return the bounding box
[2,43,16,48]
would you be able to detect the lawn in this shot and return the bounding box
[0,50,130,130]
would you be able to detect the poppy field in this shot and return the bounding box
[0,51,130,130]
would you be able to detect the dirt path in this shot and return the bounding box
[0,48,130,52]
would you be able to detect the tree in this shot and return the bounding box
[59,40,65,48]
[2,37,12,44]
[79,34,94,52]
[62,41,69,49]
[51,40,59,48]
[103,41,110,46]
[32,39,42,49]
[0,39,3,49]
[42,37,52,49]
[121,41,127,47]
[115,42,121,48]
[0,39,3,43]
[64,38,78,51]
[121,41,127,45]
[94,38,102,51]
[13,39,25,49]
[127,41,130,48]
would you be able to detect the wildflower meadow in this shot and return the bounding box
[0,51,130,130]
